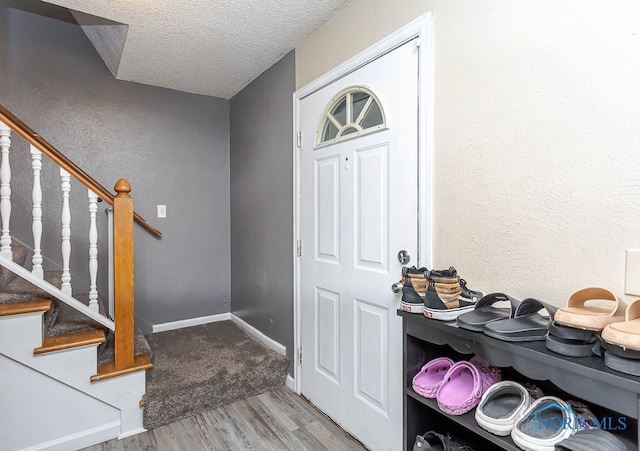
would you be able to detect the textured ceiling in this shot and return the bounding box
[41,0,351,99]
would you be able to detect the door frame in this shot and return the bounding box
[292,13,434,393]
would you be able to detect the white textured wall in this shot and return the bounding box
[297,0,640,306]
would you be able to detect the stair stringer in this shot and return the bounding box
[0,354,121,451]
[0,311,147,448]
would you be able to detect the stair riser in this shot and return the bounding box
[0,313,44,354]
[0,314,97,376]
[33,346,100,382]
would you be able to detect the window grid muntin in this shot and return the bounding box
[315,87,386,148]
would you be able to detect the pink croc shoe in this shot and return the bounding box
[436,356,501,415]
[412,357,455,398]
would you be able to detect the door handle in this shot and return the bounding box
[397,250,411,265]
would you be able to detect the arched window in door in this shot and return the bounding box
[315,87,386,147]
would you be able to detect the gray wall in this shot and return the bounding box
[230,51,295,374]
[0,1,230,329]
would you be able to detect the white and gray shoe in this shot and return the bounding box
[458,278,485,303]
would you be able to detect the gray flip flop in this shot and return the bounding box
[484,298,557,342]
[456,292,520,332]
[545,333,597,357]
[546,320,598,356]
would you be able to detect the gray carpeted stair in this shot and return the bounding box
[0,246,152,367]
[142,321,289,430]
[1,271,63,330]
[97,326,153,367]
[45,292,106,338]
[0,247,63,330]
[0,245,27,287]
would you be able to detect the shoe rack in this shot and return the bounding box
[399,310,640,450]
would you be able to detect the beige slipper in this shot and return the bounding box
[602,299,640,351]
[554,287,626,331]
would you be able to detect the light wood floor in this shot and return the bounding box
[81,387,368,451]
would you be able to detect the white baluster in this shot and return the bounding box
[0,121,12,258]
[88,189,99,312]
[31,146,44,279]
[106,208,114,317]
[60,168,72,296]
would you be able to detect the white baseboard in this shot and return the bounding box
[286,375,295,391]
[118,427,146,440]
[24,421,120,451]
[230,314,286,356]
[152,313,231,333]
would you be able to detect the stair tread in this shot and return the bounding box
[45,292,108,338]
[91,353,153,382]
[0,270,62,303]
[98,325,153,367]
[0,298,52,316]
[35,329,106,354]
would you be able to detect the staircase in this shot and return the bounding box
[0,252,154,449]
[0,105,158,450]
[0,104,291,450]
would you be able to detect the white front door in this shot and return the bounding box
[299,39,420,451]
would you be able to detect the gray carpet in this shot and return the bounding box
[0,245,26,287]
[0,246,63,329]
[97,326,153,367]
[142,321,290,430]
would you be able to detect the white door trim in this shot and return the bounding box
[292,13,434,393]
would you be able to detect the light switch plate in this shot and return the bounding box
[625,249,640,296]
[157,205,166,218]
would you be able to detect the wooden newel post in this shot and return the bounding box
[113,178,135,369]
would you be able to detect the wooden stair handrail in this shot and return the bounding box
[0,103,162,238]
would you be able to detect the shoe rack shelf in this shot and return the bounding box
[398,310,640,451]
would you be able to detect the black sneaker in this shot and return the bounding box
[427,266,458,283]
[402,266,429,291]
[458,278,485,303]
[424,280,475,321]
[426,267,461,306]
[413,431,474,451]
[400,272,427,314]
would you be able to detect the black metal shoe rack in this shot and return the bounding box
[398,310,640,451]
